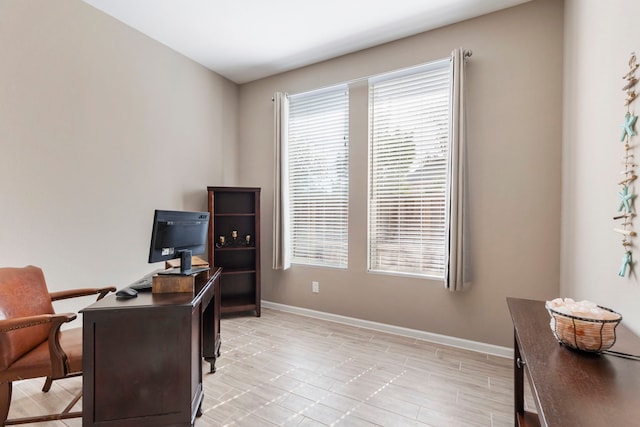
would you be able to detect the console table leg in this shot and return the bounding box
[514,331,524,426]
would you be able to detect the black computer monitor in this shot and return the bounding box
[148,209,210,275]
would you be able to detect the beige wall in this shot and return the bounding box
[0,0,566,348]
[563,0,640,335]
[239,0,564,347]
[0,0,237,316]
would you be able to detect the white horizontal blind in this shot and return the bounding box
[287,85,349,268]
[369,60,450,278]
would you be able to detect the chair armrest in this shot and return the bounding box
[0,313,76,333]
[46,313,79,378]
[0,313,78,379]
[50,286,116,302]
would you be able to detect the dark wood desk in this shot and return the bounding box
[82,268,221,427]
[507,298,640,427]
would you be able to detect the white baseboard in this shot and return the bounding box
[262,301,512,359]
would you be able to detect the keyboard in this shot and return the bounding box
[127,269,164,292]
[129,276,153,291]
[124,267,208,292]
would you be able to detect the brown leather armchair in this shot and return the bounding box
[0,265,115,425]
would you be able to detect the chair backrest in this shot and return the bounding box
[0,266,55,370]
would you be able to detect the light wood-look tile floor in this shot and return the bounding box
[9,307,533,426]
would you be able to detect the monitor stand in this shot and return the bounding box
[158,266,210,276]
[157,250,210,276]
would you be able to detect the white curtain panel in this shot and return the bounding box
[445,48,472,291]
[272,92,291,270]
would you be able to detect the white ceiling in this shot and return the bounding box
[83,0,531,84]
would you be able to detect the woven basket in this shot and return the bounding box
[546,304,622,353]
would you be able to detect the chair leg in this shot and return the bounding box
[42,377,53,392]
[42,372,81,393]
[0,381,11,426]
[1,383,81,426]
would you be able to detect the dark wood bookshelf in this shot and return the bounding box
[207,186,261,316]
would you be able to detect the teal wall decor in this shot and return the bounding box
[615,53,639,277]
[621,112,638,141]
[618,185,635,213]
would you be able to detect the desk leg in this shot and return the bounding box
[202,298,219,373]
[203,307,217,372]
[514,330,524,427]
[205,357,217,373]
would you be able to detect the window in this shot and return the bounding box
[368,59,450,278]
[287,85,349,268]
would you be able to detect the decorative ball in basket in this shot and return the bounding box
[545,298,622,353]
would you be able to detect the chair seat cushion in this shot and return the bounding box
[0,328,82,383]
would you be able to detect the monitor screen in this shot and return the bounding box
[148,209,210,275]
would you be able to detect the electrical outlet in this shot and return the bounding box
[312,281,319,293]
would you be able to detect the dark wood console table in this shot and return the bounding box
[82,268,221,427]
[507,297,640,427]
